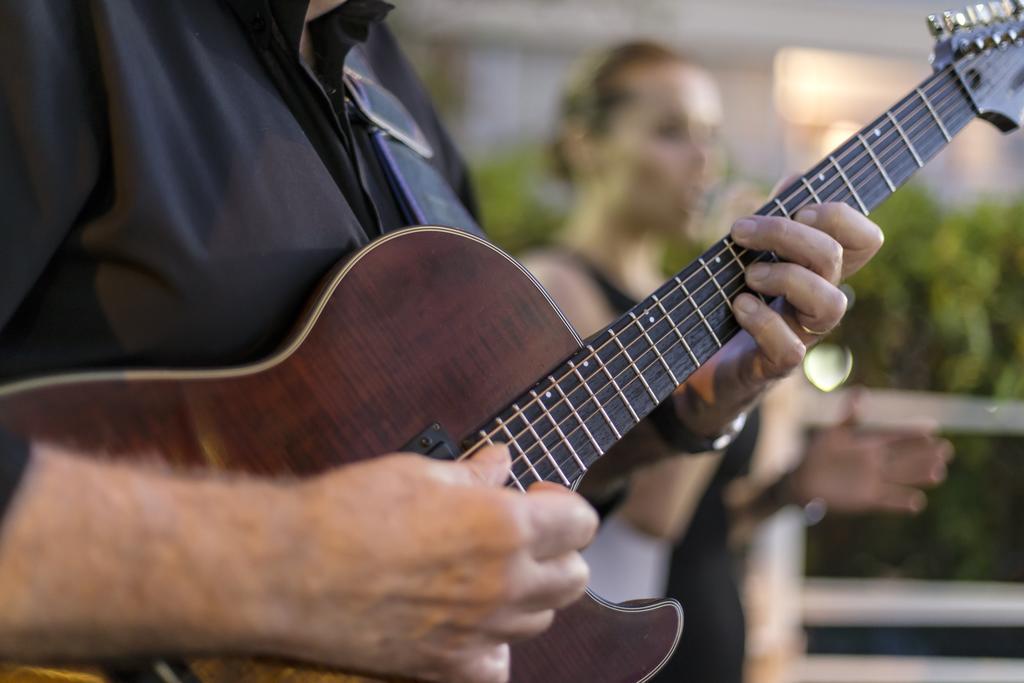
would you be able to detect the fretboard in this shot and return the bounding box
[473,65,977,490]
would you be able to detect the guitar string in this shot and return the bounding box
[472,71,986,485]
[459,63,972,468]
[480,64,986,484]
[486,43,1023,470]
[494,77,988,484]
[460,58,984,473]
[493,84,987,486]
[466,59,985,481]
[463,45,1015,479]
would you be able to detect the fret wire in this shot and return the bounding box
[589,344,640,422]
[676,276,722,348]
[773,198,791,218]
[722,240,766,304]
[629,312,679,386]
[487,74,957,466]
[517,400,587,474]
[871,119,917,188]
[481,429,526,491]
[470,68,972,467]
[829,154,869,215]
[568,360,621,440]
[857,133,896,192]
[515,267,757,483]
[700,257,733,311]
[496,417,542,483]
[801,176,822,204]
[610,328,659,403]
[548,376,603,458]
[887,111,924,167]
[905,101,948,164]
[652,294,699,367]
[917,87,952,142]
[521,408,570,484]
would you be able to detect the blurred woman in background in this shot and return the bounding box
[522,41,953,682]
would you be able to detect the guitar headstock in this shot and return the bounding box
[929,1,1024,131]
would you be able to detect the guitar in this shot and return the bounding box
[2,5,1024,683]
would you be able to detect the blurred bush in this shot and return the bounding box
[473,149,1024,582]
[807,188,1024,582]
[471,147,565,254]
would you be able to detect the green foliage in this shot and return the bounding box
[471,148,565,254]
[806,187,1024,581]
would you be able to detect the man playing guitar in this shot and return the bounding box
[0,1,882,681]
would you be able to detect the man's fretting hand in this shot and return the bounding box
[672,200,884,439]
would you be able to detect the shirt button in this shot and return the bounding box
[250,11,266,32]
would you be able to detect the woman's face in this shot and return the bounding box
[584,62,723,239]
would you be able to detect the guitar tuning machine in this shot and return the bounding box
[967,3,988,25]
[939,8,969,32]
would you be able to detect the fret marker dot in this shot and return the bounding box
[545,391,552,399]
[715,256,722,264]
[583,360,589,367]
[818,173,826,181]
[649,316,656,324]
[874,128,881,137]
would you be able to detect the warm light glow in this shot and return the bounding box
[774,47,921,127]
[820,120,863,157]
[803,344,853,393]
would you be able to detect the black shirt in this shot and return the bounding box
[0,0,478,514]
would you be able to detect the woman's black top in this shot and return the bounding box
[566,251,760,683]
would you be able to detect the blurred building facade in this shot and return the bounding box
[394,0,1024,201]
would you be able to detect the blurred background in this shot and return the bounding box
[392,1,1024,682]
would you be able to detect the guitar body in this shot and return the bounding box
[0,227,681,683]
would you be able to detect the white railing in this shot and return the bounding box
[795,655,1024,683]
[768,386,1024,683]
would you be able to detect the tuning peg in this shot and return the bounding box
[949,9,971,29]
[928,13,947,36]
[990,0,1009,19]
[972,2,992,23]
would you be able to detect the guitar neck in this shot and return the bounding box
[474,65,977,490]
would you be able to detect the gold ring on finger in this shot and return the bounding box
[799,322,831,336]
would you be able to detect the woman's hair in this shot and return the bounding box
[551,40,691,181]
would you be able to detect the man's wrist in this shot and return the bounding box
[650,399,749,454]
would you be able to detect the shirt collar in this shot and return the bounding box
[224,0,393,53]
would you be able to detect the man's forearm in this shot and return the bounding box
[0,445,299,663]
